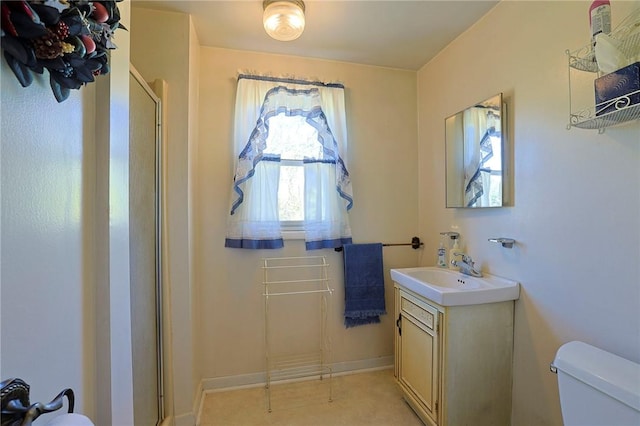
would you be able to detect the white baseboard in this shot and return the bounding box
[159,416,174,426]
[200,356,393,392]
[174,412,196,426]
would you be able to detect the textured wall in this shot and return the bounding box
[1,60,94,415]
[0,1,133,423]
[417,1,640,424]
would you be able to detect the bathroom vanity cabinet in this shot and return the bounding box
[394,284,514,426]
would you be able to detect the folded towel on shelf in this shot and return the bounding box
[343,243,386,328]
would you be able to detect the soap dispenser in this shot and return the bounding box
[448,236,464,270]
[437,237,447,268]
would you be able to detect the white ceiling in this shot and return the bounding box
[134,1,499,71]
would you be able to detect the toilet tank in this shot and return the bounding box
[552,341,640,426]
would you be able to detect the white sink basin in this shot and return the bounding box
[390,267,520,306]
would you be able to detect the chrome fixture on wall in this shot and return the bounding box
[488,237,516,248]
[263,0,306,41]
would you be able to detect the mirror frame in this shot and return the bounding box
[445,93,509,208]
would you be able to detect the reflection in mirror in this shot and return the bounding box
[445,93,506,208]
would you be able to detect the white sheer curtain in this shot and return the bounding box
[303,160,352,249]
[225,156,283,249]
[463,107,486,207]
[225,74,353,249]
[463,107,498,207]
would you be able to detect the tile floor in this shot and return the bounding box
[198,368,424,426]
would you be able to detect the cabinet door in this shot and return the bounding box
[394,286,401,380]
[398,290,439,422]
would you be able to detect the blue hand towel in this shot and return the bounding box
[343,243,386,328]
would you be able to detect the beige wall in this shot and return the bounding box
[130,7,198,423]
[1,1,134,424]
[188,13,202,422]
[196,47,420,383]
[417,1,640,425]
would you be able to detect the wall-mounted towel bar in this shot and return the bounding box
[334,236,423,252]
[488,237,516,248]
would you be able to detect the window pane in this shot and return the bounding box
[263,114,328,222]
[264,114,323,160]
[484,135,502,172]
[279,165,304,221]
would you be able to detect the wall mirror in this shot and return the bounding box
[445,93,508,208]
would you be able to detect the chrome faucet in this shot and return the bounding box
[451,253,483,277]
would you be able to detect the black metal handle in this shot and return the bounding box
[396,314,402,336]
[411,236,422,249]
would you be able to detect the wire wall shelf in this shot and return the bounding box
[262,256,333,412]
[567,31,640,73]
[566,9,640,131]
[570,91,640,129]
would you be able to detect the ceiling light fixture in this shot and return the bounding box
[263,0,306,42]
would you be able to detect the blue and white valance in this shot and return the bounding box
[225,73,353,250]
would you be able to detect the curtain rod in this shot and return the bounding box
[237,73,344,89]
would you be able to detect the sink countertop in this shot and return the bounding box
[390,266,520,306]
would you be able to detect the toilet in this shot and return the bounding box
[552,341,640,426]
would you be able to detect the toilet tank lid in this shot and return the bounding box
[554,341,640,411]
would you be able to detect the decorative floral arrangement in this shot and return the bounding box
[1,0,125,102]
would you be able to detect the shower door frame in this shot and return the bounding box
[129,65,165,425]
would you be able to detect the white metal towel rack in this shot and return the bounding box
[262,256,333,412]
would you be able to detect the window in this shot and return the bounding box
[464,107,501,208]
[483,135,502,206]
[224,76,353,250]
[265,114,322,224]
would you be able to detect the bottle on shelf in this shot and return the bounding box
[448,236,464,270]
[437,236,447,268]
[590,0,612,47]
